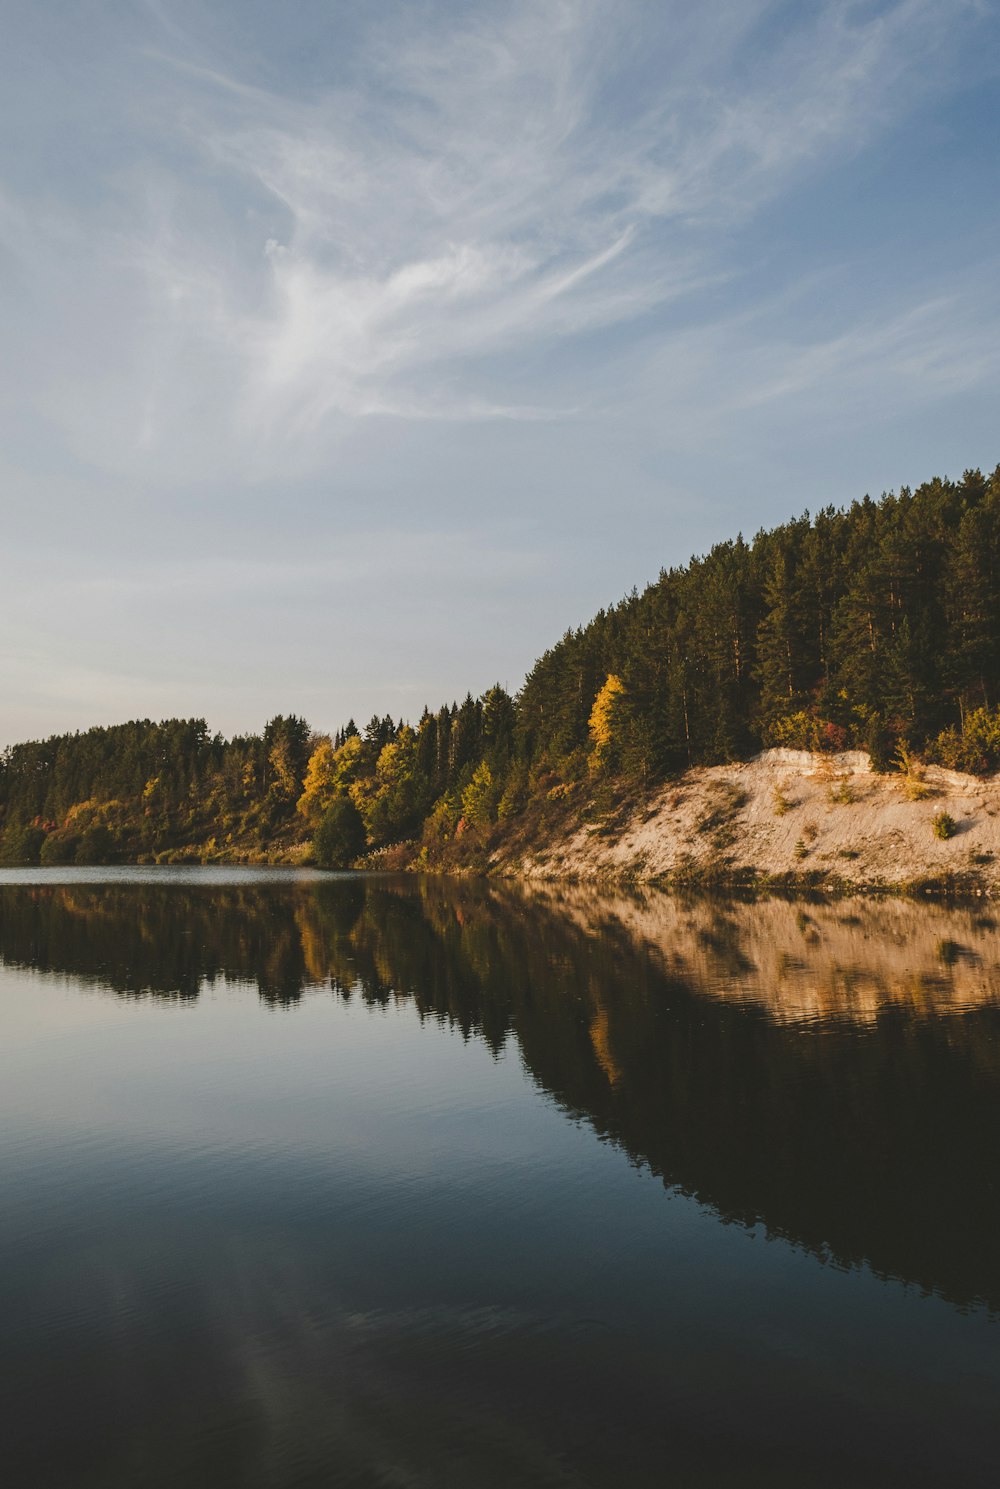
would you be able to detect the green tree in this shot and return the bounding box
[314,798,367,868]
[352,727,429,845]
[461,762,497,828]
[0,823,44,865]
[76,823,114,864]
[263,715,312,801]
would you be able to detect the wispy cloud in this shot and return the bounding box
[613,269,1000,451]
[0,0,981,479]
[1,0,997,742]
[183,0,978,440]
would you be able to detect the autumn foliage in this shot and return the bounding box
[4,466,1000,865]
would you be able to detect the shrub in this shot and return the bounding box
[827,776,854,805]
[764,711,853,753]
[772,783,791,816]
[794,838,808,860]
[895,744,932,800]
[40,832,79,865]
[932,811,957,841]
[930,706,1000,776]
[863,713,896,773]
[314,797,367,868]
[0,823,45,865]
[75,824,115,864]
[763,711,820,751]
[819,721,848,751]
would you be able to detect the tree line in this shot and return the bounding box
[2,464,1000,865]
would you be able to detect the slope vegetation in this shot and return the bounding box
[3,463,1000,881]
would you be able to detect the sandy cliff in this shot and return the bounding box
[502,749,1000,892]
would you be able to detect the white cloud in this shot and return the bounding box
[0,0,997,742]
[612,270,1000,453]
[0,0,978,481]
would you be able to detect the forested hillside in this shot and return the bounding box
[3,464,1000,868]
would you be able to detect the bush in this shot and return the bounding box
[76,824,115,864]
[930,707,1000,776]
[763,711,820,751]
[40,832,79,865]
[819,721,848,751]
[314,797,367,868]
[863,713,896,773]
[827,776,854,805]
[423,791,461,842]
[932,811,957,841]
[0,824,45,865]
[764,711,853,753]
[895,747,933,800]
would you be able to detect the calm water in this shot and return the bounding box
[1,870,998,1487]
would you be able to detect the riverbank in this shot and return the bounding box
[488,749,1000,894]
[373,748,998,896]
[20,748,1000,898]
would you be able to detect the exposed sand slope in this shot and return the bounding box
[505,749,1000,890]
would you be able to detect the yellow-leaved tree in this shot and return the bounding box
[297,734,363,825]
[297,738,336,825]
[588,673,625,772]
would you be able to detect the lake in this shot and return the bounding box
[1,868,998,1486]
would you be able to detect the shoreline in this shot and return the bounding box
[8,749,1000,901]
[400,748,1000,900]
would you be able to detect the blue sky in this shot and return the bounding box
[2,0,999,744]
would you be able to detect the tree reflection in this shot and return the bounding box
[2,875,998,1312]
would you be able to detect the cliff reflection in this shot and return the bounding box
[2,875,999,1312]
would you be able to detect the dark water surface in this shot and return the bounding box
[1,869,998,1487]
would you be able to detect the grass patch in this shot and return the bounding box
[772,783,792,816]
[895,745,935,801]
[827,776,855,805]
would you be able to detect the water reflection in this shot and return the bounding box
[2,873,998,1316]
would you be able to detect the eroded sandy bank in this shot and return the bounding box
[504,749,1000,892]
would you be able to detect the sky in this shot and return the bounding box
[2,0,999,746]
